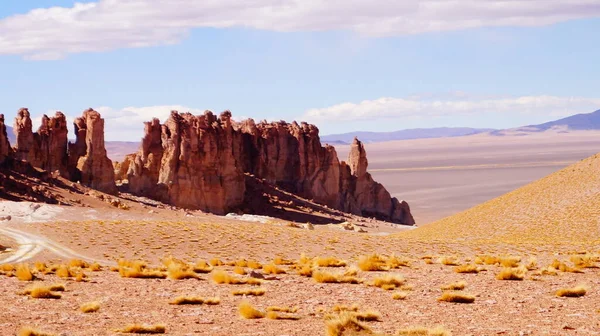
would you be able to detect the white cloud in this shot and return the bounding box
[302,95,600,122]
[2,0,600,59]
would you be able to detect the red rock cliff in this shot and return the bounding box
[13,108,35,162]
[123,110,414,224]
[0,114,11,164]
[71,109,117,195]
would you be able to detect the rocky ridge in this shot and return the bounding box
[119,110,415,224]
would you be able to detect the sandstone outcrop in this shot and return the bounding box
[122,110,415,224]
[70,109,117,195]
[32,112,70,175]
[13,108,35,162]
[0,114,11,164]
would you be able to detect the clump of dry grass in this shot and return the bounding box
[233,266,247,275]
[496,266,526,280]
[266,311,302,320]
[211,270,262,285]
[315,256,347,267]
[438,292,475,303]
[238,300,265,319]
[263,263,286,274]
[210,258,223,266]
[1,264,16,272]
[297,264,313,277]
[556,285,587,298]
[524,257,538,270]
[232,288,266,296]
[116,324,166,334]
[392,291,409,300]
[16,264,34,281]
[18,327,55,336]
[247,260,262,269]
[354,310,382,322]
[69,259,89,268]
[119,267,166,279]
[193,260,213,273]
[27,285,62,299]
[396,326,452,335]
[438,256,460,266]
[325,312,373,336]
[570,254,599,268]
[440,281,466,291]
[357,254,388,271]
[371,274,405,290]
[169,296,220,305]
[167,263,199,280]
[267,306,298,313]
[80,301,101,313]
[89,262,102,271]
[454,264,479,274]
[312,270,361,284]
[22,283,65,295]
[273,256,294,265]
[550,260,583,273]
[386,254,411,268]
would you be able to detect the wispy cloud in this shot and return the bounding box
[302,95,600,122]
[2,0,600,59]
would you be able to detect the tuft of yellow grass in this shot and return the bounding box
[28,285,62,299]
[438,256,460,266]
[325,312,373,336]
[454,264,479,274]
[499,256,521,268]
[353,310,382,322]
[80,301,101,313]
[238,300,265,319]
[18,327,55,336]
[297,264,313,277]
[312,270,360,284]
[357,254,388,271]
[247,260,262,269]
[193,260,213,273]
[209,258,223,266]
[119,267,166,279]
[315,256,347,267]
[16,264,34,281]
[69,259,89,268]
[89,262,102,271]
[392,291,409,300]
[371,274,405,290]
[263,263,286,274]
[386,254,411,268]
[273,256,294,265]
[116,324,166,334]
[440,281,466,291]
[556,285,587,298]
[266,311,301,320]
[267,306,298,313]
[524,257,538,270]
[211,270,262,285]
[232,288,266,296]
[496,266,526,280]
[396,326,452,335]
[570,254,599,268]
[167,264,199,280]
[551,259,583,273]
[233,266,247,275]
[169,296,220,305]
[56,265,74,278]
[438,291,475,304]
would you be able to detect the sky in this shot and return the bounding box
[1,1,600,141]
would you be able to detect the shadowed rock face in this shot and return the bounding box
[33,112,70,176]
[121,110,415,224]
[0,114,11,164]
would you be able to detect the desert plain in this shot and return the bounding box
[1,130,600,336]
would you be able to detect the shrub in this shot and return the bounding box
[16,264,34,281]
[169,296,220,305]
[315,257,347,267]
[438,292,475,303]
[440,281,466,291]
[116,324,166,334]
[358,255,388,271]
[556,285,587,297]
[454,264,479,274]
[325,312,373,336]
[28,285,62,299]
[371,274,405,290]
[313,270,360,284]
[232,288,266,296]
[263,263,286,275]
[18,327,55,336]
[496,266,526,280]
[80,301,101,313]
[238,300,265,319]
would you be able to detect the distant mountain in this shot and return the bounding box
[321,127,495,144]
[5,126,15,143]
[491,109,600,136]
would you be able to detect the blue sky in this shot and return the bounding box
[1,1,600,140]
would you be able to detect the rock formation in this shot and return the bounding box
[32,112,70,176]
[0,114,11,164]
[122,110,415,224]
[13,108,35,162]
[70,109,117,195]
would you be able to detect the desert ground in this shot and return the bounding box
[335,130,600,224]
[1,131,600,335]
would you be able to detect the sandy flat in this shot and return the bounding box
[334,130,600,224]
